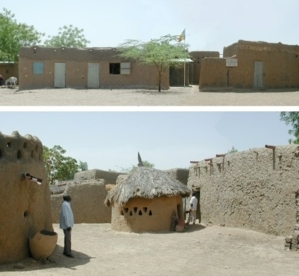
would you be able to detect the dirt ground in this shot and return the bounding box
[1,86,299,106]
[0,223,298,276]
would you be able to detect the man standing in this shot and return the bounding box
[187,193,198,225]
[60,194,74,258]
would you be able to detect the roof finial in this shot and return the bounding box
[138,152,144,167]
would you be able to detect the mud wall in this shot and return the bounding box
[189,51,219,84]
[111,195,183,232]
[0,131,53,264]
[187,145,299,236]
[199,40,299,91]
[18,46,169,90]
[51,180,111,224]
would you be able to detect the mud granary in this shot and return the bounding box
[105,167,191,232]
[199,40,299,91]
[188,144,299,237]
[0,131,53,264]
[18,46,169,90]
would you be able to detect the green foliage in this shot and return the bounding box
[43,145,88,185]
[280,112,299,144]
[0,8,43,61]
[44,25,90,47]
[227,146,238,153]
[116,160,155,173]
[118,34,190,91]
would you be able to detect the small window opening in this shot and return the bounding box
[143,207,147,213]
[124,208,129,213]
[0,149,2,158]
[110,63,120,74]
[7,142,11,148]
[17,150,21,159]
[134,207,137,213]
[120,209,124,216]
[149,210,152,216]
[139,210,142,215]
[24,211,29,218]
[129,211,133,216]
[23,142,27,149]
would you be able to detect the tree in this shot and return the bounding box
[0,8,43,61]
[44,25,90,48]
[227,146,238,153]
[280,112,299,144]
[43,145,88,185]
[118,34,190,92]
[116,160,155,173]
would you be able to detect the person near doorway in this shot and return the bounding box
[60,194,74,258]
[187,193,198,225]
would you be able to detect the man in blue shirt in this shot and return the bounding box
[60,194,74,258]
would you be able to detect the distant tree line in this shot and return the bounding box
[0,8,90,61]
[43,145,88,185]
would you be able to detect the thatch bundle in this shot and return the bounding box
[105,167,191,207]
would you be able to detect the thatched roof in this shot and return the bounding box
[105,167,191,207]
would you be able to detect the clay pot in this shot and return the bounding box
[175,219,185,232]
[29,230,58,260]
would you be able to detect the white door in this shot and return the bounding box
[54,63,66,88]
[253,61,264,89]
[88,63,100,88]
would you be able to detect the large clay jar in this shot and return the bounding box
[29,230,58,260]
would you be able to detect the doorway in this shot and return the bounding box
[253,61,264,89]
[54,63,66,88]
[88,63,100,88]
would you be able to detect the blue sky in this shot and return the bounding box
[0,112,292,171]
[4,0,298,53]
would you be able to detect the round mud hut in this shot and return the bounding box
[105,167,191,232]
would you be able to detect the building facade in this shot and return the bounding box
[188,145,299,236]
[18,46,169,90]
[199,40,299,91]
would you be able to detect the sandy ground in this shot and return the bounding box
[1,86,299,106]
[0,223,298,276]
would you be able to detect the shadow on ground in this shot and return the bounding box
[0,245,92,273]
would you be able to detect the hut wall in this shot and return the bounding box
[111,195,183,232]
[0,132,53,264]
[187,145,299,236]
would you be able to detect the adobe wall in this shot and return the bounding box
[187,145,299,236]
[0,63,18,81]
[18,46,169,90]
[223,42,238,58]
[0,131,53,264]
[51,169,124,223]
[189,51,220,84]
[51,180,111,224]
[111,195,183,232]
[236,40,299,89]
[199,58,227,89]
[200,40,299,91]
[165,168,189,185]
[74,169,124,184]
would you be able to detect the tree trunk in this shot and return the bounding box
[158,72,162,92]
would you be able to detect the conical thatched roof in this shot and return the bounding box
[105,167,191,207]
